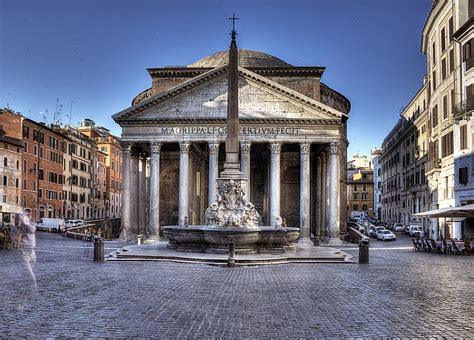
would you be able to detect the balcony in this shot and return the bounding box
[425,158,441,174]
[453,97,474,120]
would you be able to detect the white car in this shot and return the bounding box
[393,223,404,232]
[65,219,85,228]
[377,230,397,241]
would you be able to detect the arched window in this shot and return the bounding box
[16,160,19,169]
[15,178,19,188]
[3,157,7,167]
[3,176,7,186]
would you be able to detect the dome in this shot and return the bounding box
[188,49,292,68]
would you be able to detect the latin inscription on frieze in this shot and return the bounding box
[157,126,301,135]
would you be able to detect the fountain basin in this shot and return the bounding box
[163,225,300,254]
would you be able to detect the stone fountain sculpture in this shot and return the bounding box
[163,23,300,254]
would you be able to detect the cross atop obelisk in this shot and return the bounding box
[229,13,239,35]
[221,13,242,178]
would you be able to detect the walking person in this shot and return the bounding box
[20,211,37,288]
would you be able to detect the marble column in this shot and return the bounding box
[322,151,328,238]
[149,141,162,240]
[121,143,132,236]
[178,142,190,226]
[240,141,252,196]
[299,142,311,243]
[138,155,147,235]
[328,142,341,240]
[316,155,323,238]
[208,142,219,205]
[130,151,140,235]
[269,142,282,227]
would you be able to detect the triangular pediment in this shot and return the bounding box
[113,66,345,123]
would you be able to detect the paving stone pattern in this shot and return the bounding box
[1,233,473,338]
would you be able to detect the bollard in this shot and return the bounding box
[137,234,143,245]
[227,241,236,267]
[359,237,370,264]
[94,237,105,261]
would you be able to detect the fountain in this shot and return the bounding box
[163,22,300,254]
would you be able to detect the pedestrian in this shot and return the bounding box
[19,211,37,287]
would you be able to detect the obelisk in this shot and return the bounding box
[220,15,242,180]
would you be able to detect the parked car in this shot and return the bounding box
[377,230,397,241]
[65,219,85,229]
[374,227,386,239]
[36,218,65,232]
[409,225,423,237]
[393,223,404,232]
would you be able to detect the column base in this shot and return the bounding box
[296,237,314,246]
[144,235,161,244]
[324,237,345,246]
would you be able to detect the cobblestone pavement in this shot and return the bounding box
[1,232,472,338]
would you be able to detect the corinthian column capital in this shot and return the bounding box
[121,142,132,153]
[179,141,191,153]
[300,142,311,155]
[240,141,252,153]
[329,142,340,155]
[208,142,219,155]
[150,141,162,154]
[270,142,282,155]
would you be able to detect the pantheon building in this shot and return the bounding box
[113,48,350,242]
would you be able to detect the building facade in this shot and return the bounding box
[347,162,374,219]
[453,5,474,239]
[78,119,122,218]
[371,148,383,220]
[58,127,95,220]
[0,126,23,222]
[381,84,429,225]
[113,49,350,242]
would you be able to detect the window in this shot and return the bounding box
[432,70,437,91]
[353,204,358,211]
[459,167,468,185]
[449,48,455,73]
[362,204,367,211]
[443,95,448,119]
[15,178,19,188]
[432,41,436,65]
[3,157,7,167]
[23,160,27,173]
[22,125,30,138]
[23,179,26,189]
[441,58,447,80]
[363,184,367,191]
[460,125,468,150]
[463,38,474,70]
[432,105,438,128]
[362,193,368,200]
[441,131,454,157]
[353,193,358,199]
[38,188,42,198]
[441,28,446,52]
[448,17,454,40]
[354,184,358,191]
[2,176,7,186]
[38,168,44,181]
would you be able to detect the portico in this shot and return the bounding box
[113,49,350,243]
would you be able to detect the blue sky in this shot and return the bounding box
[0,0,431,158]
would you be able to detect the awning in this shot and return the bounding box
[413,204,474,218]
[0,203,23,214]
